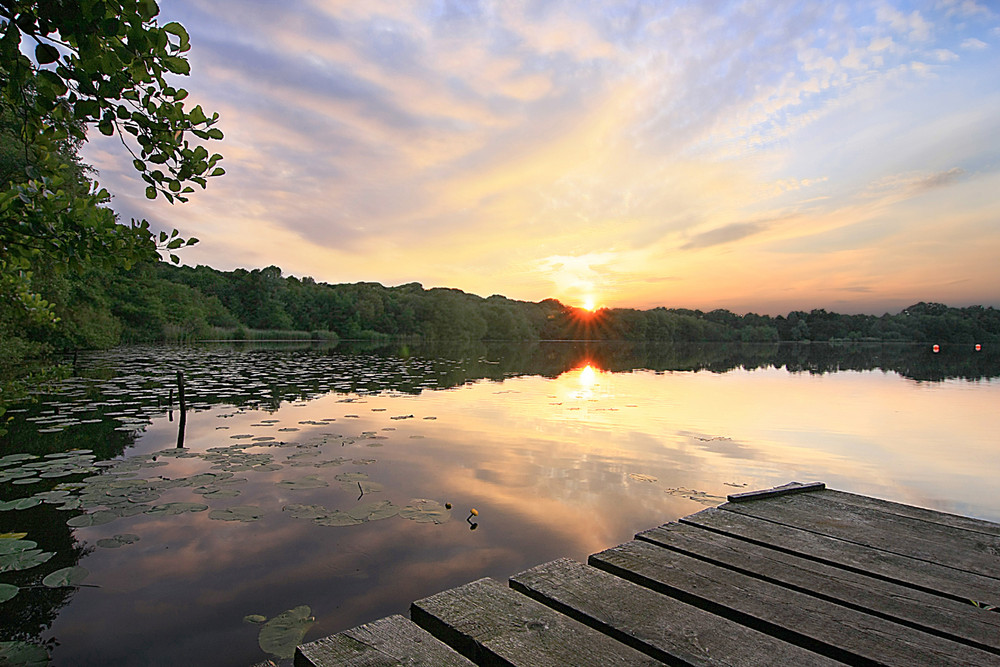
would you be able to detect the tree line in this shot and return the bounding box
[5,258,997,364]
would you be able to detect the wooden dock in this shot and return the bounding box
[294,482,1000,666]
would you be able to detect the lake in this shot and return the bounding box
[1,341,998,665]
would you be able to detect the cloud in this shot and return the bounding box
[76,1,1000,313]
[960,37,989,49]
[681,221,772,250]
[876,6,933,42]
[937,0,995,19]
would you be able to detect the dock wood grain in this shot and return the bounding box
[295,483,1000,666]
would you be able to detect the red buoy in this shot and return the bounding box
[975,344,982,352]
[932,344,940,353]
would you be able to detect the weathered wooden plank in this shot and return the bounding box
[682,507,1000,604]
[815,488,1000,538]
[726,481,825,503]
[294,614,475,667]
[638,522,1000,655]
[721,492,1000,580]
[589,539,999,666]
[510,557,843,666]
[410,577,660,667]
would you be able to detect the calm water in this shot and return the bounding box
[1,341,998,665]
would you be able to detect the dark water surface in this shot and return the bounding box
[1,341,998,665]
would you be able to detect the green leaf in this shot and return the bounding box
[0,540,36,556]
[35,43,61,64]
[137,0,159,21]
[162,56,191,75]
[0,549,55,573]
[162,22,191,50]
[258,606,314,659]
[42,565,90,588]
[36,69,68,96]
[0,642,48,667]
[399,499,451,524]
[243,614,267,624]
[145,186,157,199]
[98,119,114,136]
[208,506,263,522]
[0,583,18,603]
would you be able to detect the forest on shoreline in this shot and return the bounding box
[4,258,998,374]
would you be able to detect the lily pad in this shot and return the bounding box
[258,605,314,659]
[628,473,658,483]
[243,614,267,624]
[0,548,55,573]
[209,506,264,522]
[0,532,28,540]
[0,641,48,667]
[0,539,37,555]
[0,583,18,603]
[348,500,398,522]
[66,510,118,527]
[0,497,42,511]
[145,502,209,516]
[97,534,140,549]
[282,504,329,520]
[42,565,90,588]
[333,472,368,483]
[313,511,363,527]
[276,475,328,490]
[399,499,451,524]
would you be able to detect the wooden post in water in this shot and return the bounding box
[176,370,187,449]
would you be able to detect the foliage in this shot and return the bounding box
[13,256,1000,350]
[0,1,222,371]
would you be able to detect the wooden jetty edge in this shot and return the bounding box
[294,482,1000,666]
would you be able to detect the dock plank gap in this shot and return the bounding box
[295,482,1000,666]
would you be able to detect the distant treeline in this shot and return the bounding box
[7,260,1000,360]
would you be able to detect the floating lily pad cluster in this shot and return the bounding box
[3,345,489,443]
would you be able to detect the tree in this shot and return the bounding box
[1,0,223,332]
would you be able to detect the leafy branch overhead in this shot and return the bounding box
[0,1,223,346]
[0,0,224,204]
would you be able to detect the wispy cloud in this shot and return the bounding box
[82,0,1000,314]
[681,221,772,250]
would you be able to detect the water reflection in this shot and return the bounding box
[0,342,998,665]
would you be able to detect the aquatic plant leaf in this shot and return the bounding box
[97,534,140,549]
[282,504,329,520]
[0,641,48,666]
[399,499,451,524]
[145,502,209,516]
[42,565,90,588]
[209,506,264,522]
[0,539,37,555]
[628,473,658,483]
[313,511,362,527]
[0,583,18,603]
[0,533,28,540]
[243,614,267,624]
[333,472,368,483]
[0,497,42,511]
[276,475,328,490]
[0,549,55,573]
[0,454,38,466]
[348,500,398,522]
[66,510,118,527]
[258,605,314,659]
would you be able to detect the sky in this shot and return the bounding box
[83,0,1000,315]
